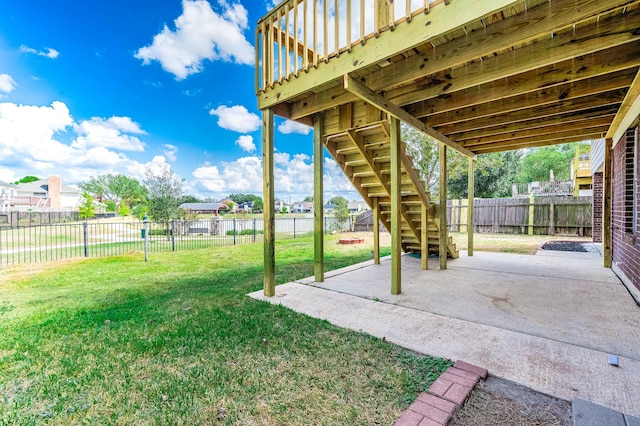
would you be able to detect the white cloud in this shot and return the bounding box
[209,105,260,133]
[278,120,311,135]
[0,74,17,94]
[191,151,356,200]
[20,45,59,59]
[163,144,178,161]
[0,100,158,184]
[235,135,256,152]
[72,117,146,152]
[134,0,254,80]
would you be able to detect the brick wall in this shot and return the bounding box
[611,126,640,292]
[592,172,603,243]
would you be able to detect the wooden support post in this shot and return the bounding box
[439,143,447,270]
[421,201,428,270]
[262,108,275,296]
[373,197,380,264]
[603,137,612,268]
[528,195,535,236]
[314,113,325,282]
[390,117,402,294]
[549,201,555,236]
[468,157,474,256]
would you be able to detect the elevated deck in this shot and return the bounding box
[257,0,640,152]
[257,0,640,294]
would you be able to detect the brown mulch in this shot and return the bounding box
[449,377,572,426]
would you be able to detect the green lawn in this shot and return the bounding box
[0,236,451,425]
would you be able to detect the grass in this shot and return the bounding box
[0,236,451,425]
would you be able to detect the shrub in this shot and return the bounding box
[226,229,264,236]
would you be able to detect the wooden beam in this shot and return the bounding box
[468,158,474,257]
[373,197,380,264]
[607,68,640,146]
[262,108,275,296]
[435,91,624,136]
[461,125,610,152]
[470,130,608,154]
[343,74,476,158]
[603,137,612,268]
[455,115,616,146]
[288,0,635,119]
[421,202,428,269]
[386,8,640,107]
[390,117,402,294]
[439,143,447,270]
[314,112,325,282]
[258,0,519,109]
[418,70,636,127]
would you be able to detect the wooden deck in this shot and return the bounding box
[256,0,640,294]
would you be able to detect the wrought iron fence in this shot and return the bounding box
[0,217,340,266]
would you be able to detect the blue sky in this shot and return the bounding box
[0,0,356,201]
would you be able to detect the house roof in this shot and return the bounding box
[14,180,78,194]
[179,202,228,211]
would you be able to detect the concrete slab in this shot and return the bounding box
[248,250,640,417]
[303,251,640,359]
[572,398,625,426]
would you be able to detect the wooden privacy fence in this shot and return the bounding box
[447,196,593,236]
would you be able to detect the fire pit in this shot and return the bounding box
[338,237,364,244]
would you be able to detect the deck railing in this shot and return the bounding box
[256,0,446,91]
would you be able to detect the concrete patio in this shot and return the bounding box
[249,248,640,417]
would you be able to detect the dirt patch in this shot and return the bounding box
[540,241,587,252]
[449,376,571,426]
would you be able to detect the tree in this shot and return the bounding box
[144,164,185,236]
[448,150,524,198]
[229,193,263,212]
[229,193,256,204]
[518,144,575,182]
[14,176,40,184]
[78,174,147,208]
[303,196,313,202]
[178,195,201,205]
[78,192,96,220]
[252,197,263,213]
[328,196,350,231]
[118,200,131,216]
[403,124,440,194]
[104,200,117,212]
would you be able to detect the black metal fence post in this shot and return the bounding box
[83,221,88,257]
[253,219,256,243]
[233,219,236,245]
[293,217,296,239]
[171,220,176,251]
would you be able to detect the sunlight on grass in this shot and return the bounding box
[0,235,449,425]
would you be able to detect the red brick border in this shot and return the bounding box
[394,361,488,426]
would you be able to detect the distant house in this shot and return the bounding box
[292,201,313,213]
[274,199,290,213]
[179,202,229,216]
[348,200,369,213]
[0,180,15,213]
[10,176,80,210]
[237,201,254,212]
[218,198,237,213]
[323,203,336,214]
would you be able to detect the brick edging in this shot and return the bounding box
[394,360,488,426]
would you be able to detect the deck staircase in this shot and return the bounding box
[324,120,458,258]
